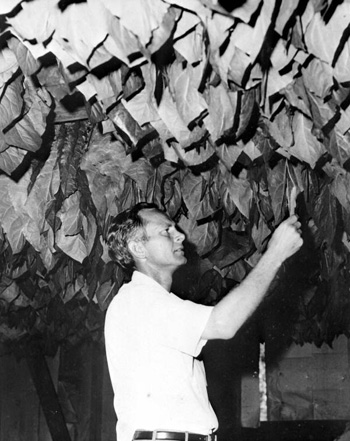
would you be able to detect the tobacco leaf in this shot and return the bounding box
[291,111,327,168]
[0,174,29,254]
[208,228,250,269]
[169,62,208,126]
[267,160,287,224]
[0,47,19,86]
[7,37,41,77]
[1,0,350,348]
[0,146,27,175]
[217,163,252,219]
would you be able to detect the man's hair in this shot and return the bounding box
[106,202,160,270]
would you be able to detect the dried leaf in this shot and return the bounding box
[333,39,350,84]
[83,210,97,255]
[205,12,234,52]
[122,65,159,125]
[204,84,237,143]
[210,33,237,85]
[54,192,95,262]
[218,163,252,218]
[56,228,88,264]
[173,22,204,65]
[102,0,169,47]
[312,184,337,247]
[103,17,146,67]
[80,127,132,218]
[251,213,271,253]
[307,92,337,133]
[178,214,219,256]
[283,78,312,118]
[162,0,211,21]
[302,58,333,99]
[325,129,350,168]
[0,47,18,87]
[304,3,350,65]
[230,0,261,23]
[0,0,21,14]
[216,144,243,170]
[264,107,294,149]
[145,5,180,54]
[55,1,110,67]
[233,0,275,64]
[181,172,213,219]
[7,37,41,77]
[243,140,262,162]
[267,160,286,224]
[171,139,215,167]
[108,102,157,152]
[36,65,71,102]
[24,143,60,231]
[7,0,58,43]
[169,62,208,125]
[95,280,117,311]
[4,78,51,152]
[331,170,350,213]
[235,89,258,142]
[58,192,83,237]
[0,175,28,253]
[274,0,300,35]
[0,75,23,131]
[291,111,327,168]
[157,87,194,147]
[124,157,155,192]
[208,228,250,269]
[163,177,182,219]
[0,146,27,175]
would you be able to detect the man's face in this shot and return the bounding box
[138,209,187,271]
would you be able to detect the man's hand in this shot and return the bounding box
[267,215,303,263]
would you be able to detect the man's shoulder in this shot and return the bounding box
[108,276,162,310]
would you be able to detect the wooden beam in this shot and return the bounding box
[25,343,72,441]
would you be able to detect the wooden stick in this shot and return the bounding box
[289,185,297,216]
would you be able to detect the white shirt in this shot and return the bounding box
[104,271,218,441]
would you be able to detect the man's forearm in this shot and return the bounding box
[208,247,283,339]
[202,215,303,340]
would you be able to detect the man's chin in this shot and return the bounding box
[179,255,187,264]
[174,256,187,268]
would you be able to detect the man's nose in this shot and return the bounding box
[174,229,185,242]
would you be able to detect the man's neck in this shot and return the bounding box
[137,267,173,291]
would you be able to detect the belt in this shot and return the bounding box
[133,431,216,441]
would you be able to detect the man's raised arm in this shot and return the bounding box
[202,215,303,340]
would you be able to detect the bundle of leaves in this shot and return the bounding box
[1,0,350,354]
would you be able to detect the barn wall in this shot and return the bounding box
[0,341,116,441]
[240,335,350,427]
[267,335,350,421]
[0,351,57,441]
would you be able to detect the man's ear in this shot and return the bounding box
[128,240,146,260]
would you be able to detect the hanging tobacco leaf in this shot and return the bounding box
[1,0,350,348]
[266,160,287,224]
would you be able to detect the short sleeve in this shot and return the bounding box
[141,289,213,357]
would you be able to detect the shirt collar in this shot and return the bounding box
[132,270,170,294]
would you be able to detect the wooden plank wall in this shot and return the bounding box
[0,351,56,441]
[267,335,350,421]
[0,342,116,441]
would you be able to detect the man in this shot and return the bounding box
[105,202,303,441]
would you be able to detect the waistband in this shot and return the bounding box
[133,430,217,441]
